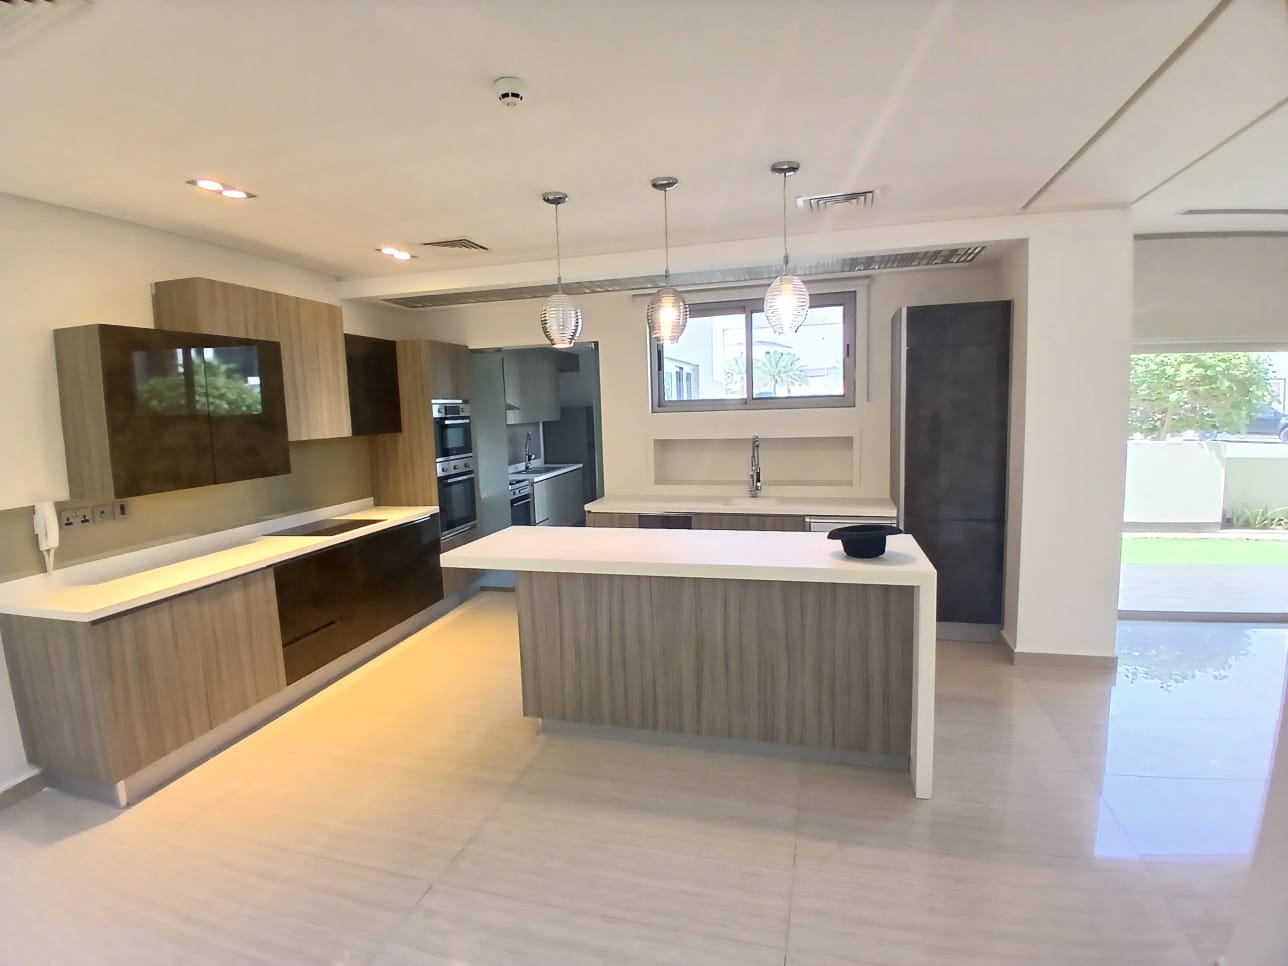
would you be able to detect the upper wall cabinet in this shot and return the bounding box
[152,277,352,440]
[502,348,559,425]
[430,340,472,402]
[54,324,291,500]
[344,334,402,436]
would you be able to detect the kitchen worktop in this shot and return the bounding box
[441,524,934,587]
[508,462,583,483]
[585,493,898,519]
[0,504,436,623]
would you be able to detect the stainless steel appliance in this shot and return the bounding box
[509,478,534,526]
[432,400,473,461]
[436,456,477,538]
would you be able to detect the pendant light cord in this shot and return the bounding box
[663,189,671,281]
[780,172,789,271]
[554,203,564,289]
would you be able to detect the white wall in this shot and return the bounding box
[0,193,413,792]
[1123,441,1225,525]
[999,242,1028,648]
[1134,235,1288,348]
[419,266,1001,500]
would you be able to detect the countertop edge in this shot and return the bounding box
[0,508,438,624]
[511,464,584,483]
[584,496,898,518]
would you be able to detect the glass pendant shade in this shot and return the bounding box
[764,161,810,334]
[764,273,810,334]
[538,191,581,348]
[646,286,689,344]
[539,292,583,349]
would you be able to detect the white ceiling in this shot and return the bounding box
[1,0,1283,282]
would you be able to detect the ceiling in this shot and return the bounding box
[1,0,1284,282]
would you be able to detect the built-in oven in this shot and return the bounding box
[509,478,534,526]
[432,401,473,461]
[436,455,477,538]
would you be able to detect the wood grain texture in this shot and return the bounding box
[515,572,913,756]
[53,326,114,499]
[689,513,806,532]
[153,277,352,441]
[0,571,286,784]
[585,512,639,528]
[171,569,285,726]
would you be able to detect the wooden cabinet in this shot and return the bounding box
[430,340,472,401]
[55,323,290,500]
[0,570,284,785]
[345,334,402,435]
[503,348,559,425]
[441,526,482,599]
[272,517,443,683]
[371,339,473,506]
[533,468,584,526]
[152,277,351,441]
[586,510,804,531]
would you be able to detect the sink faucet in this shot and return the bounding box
[748,435,762,498]
[524,432,534,472]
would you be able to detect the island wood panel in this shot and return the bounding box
[515,571,913,756]
[689,513,806,532]
[585,512,639,528]
[170,569,285,726]
[441,527,482,599]
[372,340,439,506]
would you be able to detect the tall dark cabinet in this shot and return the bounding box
[892,300,1011,625]
[344,333,402,436]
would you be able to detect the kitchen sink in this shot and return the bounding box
[268,518,381,538]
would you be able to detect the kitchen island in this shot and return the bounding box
[441,525,936,797]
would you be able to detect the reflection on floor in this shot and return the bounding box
[0,594,1282,964]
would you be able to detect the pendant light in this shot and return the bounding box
[645,176,689,344]
[764,160,809,334]
[538,191,583,349]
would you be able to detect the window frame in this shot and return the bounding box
[650,290,858,412]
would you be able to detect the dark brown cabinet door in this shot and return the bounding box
[345,334,403,435]
[92,325,290,498]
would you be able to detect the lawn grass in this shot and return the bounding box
[1121,536,1288,566]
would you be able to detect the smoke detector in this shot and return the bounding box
[493,76,526,107]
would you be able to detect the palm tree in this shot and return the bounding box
[755,350,809,396]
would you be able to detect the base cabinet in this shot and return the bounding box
[0,570,284,785]
[587,510,805,532]
[442,527,483,598]
[534,469,585,527]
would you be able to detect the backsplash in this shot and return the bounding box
[506,423,543,466]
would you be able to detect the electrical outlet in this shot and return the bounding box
[60,509,78,529]
[114,500,129,520]
[93,505,113,524]
[75,507,93,526]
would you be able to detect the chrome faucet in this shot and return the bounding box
[748,435,762,497]
[524,432,534,472]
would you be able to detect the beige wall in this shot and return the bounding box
[0,193,413,790]
[418,265,1002,500]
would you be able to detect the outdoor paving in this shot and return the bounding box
[1119,563,1288,617]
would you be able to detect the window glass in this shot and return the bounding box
[749,305,847,398]
[659,311,747,403]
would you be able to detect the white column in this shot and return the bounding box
[1222,676,1288,966]
[1008,210,1134,657]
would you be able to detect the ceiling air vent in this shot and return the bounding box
[1181,208,1288,216]
[380,245,986,309]
[796,189,879,211]
[421,237,490,251]
[0,0,93,56]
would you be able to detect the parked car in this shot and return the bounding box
[1246,403,1288,442]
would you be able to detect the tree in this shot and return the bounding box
[1128,353,1273,438]
[755,350,809,397]
[136,360,262,416]
[723,355,746,395]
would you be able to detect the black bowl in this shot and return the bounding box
[827,524,903,559]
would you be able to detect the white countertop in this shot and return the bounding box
[440,525,934,587]
[585,494,898,519]
[0,505,437,623]
[509,463,583,483]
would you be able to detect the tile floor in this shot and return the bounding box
[0,594,1283,965]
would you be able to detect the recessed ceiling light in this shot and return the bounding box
[186,178,256,199]
[376,247,416,261]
